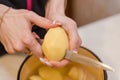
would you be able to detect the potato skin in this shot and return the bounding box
[42,27,69,61]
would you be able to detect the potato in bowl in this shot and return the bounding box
[17,47,107,80]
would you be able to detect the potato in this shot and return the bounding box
[63,76,73,80]
[56,64,72,75]
[29,75,42,80]
[38,66,63,80]
[68,66,79,80]
[42,27,69,61]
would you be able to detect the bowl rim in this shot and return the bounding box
[17,46,108,80]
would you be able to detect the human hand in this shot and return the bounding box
[0,7,58,57]
[42,14,82,67]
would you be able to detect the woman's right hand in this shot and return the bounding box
[0,6,57,57]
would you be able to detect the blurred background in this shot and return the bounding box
[66,0,120,26]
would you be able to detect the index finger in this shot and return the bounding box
[25,11,59,29]
[49,59,70,67]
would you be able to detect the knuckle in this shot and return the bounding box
[7,49,15,54]
[22,37,32,45]
[72,21,77,26]
[76,36,82,47]
[69,20,77,27]
[72,37,81,48]
[74,40,79,47]
[34,52,42,57]
[67,23,77,31]
[19,9,28,12]
[29,11,34,14]
[33,45,42,57]
[77,35,82,45]
[13,43,24,52]
[27,11,34,17]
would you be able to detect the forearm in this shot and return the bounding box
[45,0,67,17]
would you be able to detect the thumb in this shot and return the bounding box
[26,11,60,29]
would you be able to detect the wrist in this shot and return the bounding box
[45,0,67,17]
[0,4,9,17]
[0,4,11,26]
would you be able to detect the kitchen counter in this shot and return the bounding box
[78,14,120,80]
[0,13,120,80]
[0,54,27,80]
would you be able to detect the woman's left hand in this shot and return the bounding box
[43,13,82,67]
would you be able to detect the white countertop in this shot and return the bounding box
[0,54,27,80]
[78,14,120,80]
[0,14,120,80]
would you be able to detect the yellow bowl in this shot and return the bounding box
[17,47,107,80]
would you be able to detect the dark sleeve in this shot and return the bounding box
[0,0,16,8]
[0,43,6,56]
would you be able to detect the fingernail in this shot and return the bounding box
[52,20,56,24]
[72,49,78,54]
[39,58,53,67]
[44,61,53,67]
[39,58,45,64]
[52,20,62,25]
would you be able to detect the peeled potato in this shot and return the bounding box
[42,27,69,61]
[29,75,42,80]
[68,66,79,80]
[63,76,73,80]
[38,66,63,80]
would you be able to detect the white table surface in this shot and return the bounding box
[78,14,120,80]
[0,14,120,80]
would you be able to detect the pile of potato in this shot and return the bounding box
[29,63,83,80]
